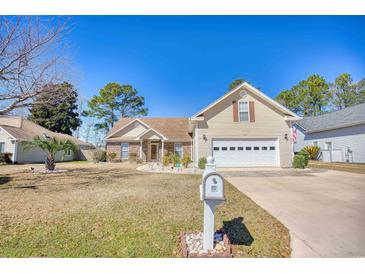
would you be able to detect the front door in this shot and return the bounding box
[150,143,158,161]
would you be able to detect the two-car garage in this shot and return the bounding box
[212,138,279,167]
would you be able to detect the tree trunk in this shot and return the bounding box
[45,154,56,171]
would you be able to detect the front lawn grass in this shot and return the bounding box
[0,165,290,257]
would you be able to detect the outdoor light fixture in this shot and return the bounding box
[284,133,289,140]
[202,134,208,141]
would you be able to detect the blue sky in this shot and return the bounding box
[68,16,365,117]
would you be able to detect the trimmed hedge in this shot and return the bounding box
[293,154,307,169]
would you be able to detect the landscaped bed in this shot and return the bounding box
[309,160,365,174]
[0,162,290,257]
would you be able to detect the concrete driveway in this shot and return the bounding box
[219,167,365,258]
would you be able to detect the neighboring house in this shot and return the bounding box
[293,103,365,163]
[0,115,95,163]
[105,82,301,167]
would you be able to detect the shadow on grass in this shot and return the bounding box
[222,217,254,246]
[0,176,12,185]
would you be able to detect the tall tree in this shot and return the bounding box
[329,73,358,110]
[82,83,148,131]
[0,16,68,114]
[28,82,82,135]
[276,74,330,116]
[228,79,245,91]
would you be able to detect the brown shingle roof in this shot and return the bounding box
[0,116,94,147]
[107,117,192,142]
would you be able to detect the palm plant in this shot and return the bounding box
[303,145,321,160]
[22,136,77,170]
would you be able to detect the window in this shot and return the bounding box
[325,142,332,150]
[121,143,129,159]
[262,146,268,150]
[174,143,183,157]
[230,147,235,151]
[270,146,275,150]
[222,147,227,151]
[0,142,4,153]
[213,147,219,151]
[238,147,244,151]
[65,148,71,156]
[246,146,251,150]
[254,146,259,151]
[239,101,249,122]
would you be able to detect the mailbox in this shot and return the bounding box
[202,172,225,201]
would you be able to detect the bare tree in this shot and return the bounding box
[0,16,68,114]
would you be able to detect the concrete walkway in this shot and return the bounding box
[220,168,365,258]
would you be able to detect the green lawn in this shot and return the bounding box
[0,163,290,257]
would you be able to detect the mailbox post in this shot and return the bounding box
[200,156,225,251]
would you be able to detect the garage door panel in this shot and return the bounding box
[212,138,278,167]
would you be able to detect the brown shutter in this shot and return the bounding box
[249,101,255,122]
[232,101,238,122]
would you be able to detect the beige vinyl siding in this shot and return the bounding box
[196,90,292,167]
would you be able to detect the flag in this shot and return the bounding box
[291,127,297,142]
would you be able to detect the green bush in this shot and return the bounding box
[170,153,181,166]
[0,153,13,164]
[100,150,107,162]
[181,154,192,168]
[293,154,306,169]
[298,149,309,166]
[162,155,170,166]
[198,157,207,169]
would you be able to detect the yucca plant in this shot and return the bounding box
[303,145,320,160]
[22,136,77,171]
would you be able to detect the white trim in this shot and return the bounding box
[121,142,129,159]
[238,100,249,122]
[12,140,18,163]
[174,142,183,158]
[0,126,17,140]
[191,82,300,119]
[105,118,168,141]
[194,125,199,166]
[135,128,167,141]
[150,143,159,161]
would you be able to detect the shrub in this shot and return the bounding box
[129,153,137,162]
[92,150,103,163]
[0,153,13,164]
[107,151,117,162]
[181,154,192,168]
[198,157,207,169]
[100,150,107,162]
[162,154,171,166]
[303,146,320,160]
[293,154,306,169]
[298,149,309,166]
[170,153,181,166]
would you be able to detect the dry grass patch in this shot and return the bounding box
[0,164,290,257]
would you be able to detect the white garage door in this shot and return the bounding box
[212,138,279,167]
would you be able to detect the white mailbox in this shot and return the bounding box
[202,172,225,201]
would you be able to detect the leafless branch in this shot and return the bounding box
[0,16,69,114]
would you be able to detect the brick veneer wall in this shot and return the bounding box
[106,143,121,159]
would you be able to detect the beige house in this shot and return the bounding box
[105,82,301,167]
[0,116,95,163]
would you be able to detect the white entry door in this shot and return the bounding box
[212,138,279,167]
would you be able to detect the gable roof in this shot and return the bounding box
[0,116,94,147]
[191,82,300,119]
[106,117,191,142]
[296,103,365,133]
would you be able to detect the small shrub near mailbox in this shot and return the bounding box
[198,157,207,169]
[293,154,307,169]
[298,149,309,166]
